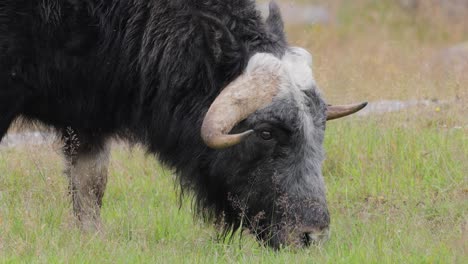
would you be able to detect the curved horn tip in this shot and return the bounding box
[326,101,368,121]
[202,130,254,150]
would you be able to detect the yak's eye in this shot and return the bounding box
[260,130,273,140]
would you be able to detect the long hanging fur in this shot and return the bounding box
[0,0,287,233]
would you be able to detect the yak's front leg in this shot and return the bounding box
[63,134,110,231]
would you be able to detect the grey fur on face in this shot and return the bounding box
[222,48,330,247]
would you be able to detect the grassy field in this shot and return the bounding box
[1,0,467,263]
[1,117,466,263]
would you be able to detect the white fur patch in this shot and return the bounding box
[245,48,317,106]
[282,47,316,91]
[245,53,284,76]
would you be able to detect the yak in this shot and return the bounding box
[0,0,366,248]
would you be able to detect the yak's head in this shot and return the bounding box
[199,2,366,249]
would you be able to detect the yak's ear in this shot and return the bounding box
[266,1,286,42]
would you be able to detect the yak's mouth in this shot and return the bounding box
[255,225,330,249]
[300,227,330,247]
[292,226,330,248]
[245,201,331,248]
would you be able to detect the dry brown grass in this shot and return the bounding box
[282,0,468,104]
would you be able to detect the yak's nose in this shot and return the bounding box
[298,204,330,246]
[299,226,330,247]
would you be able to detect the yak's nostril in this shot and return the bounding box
[300,232,312,247]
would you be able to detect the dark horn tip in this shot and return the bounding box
[351,101,368,114]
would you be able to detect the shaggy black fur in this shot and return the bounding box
[1,0,327,247]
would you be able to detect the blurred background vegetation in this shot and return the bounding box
[264,0,467,112]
